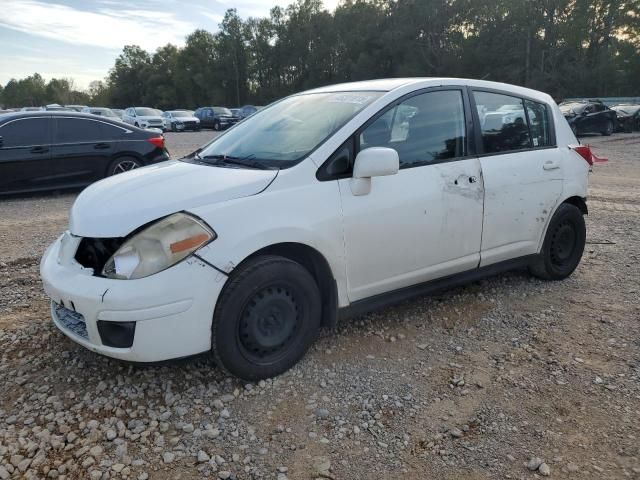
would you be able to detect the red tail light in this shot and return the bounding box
[570,144,593,165]
[147,136,165,149]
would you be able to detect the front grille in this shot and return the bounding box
[53,302,88,340]
[148,120,162,125]
[75,237,124,275]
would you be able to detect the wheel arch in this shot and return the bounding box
[562,195,588,215]
[233,242,339,329]
[536,195,587,252]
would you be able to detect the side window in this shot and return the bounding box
[474,91,530,153]
[56,118,104,143]
[100,123,126,139]
[359,90,466,168]
[524,100,551,148]
[0,118,50,147]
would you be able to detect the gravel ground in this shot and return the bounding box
[0,132,639,479]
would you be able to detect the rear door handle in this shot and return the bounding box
[30,146,49,154]
[543,161,560,170]
[94,143,110,150]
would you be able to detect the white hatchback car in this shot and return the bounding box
[41,78,593,380]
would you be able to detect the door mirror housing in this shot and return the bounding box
[350,147,399,196]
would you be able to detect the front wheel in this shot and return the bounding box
[211,255,321,380]
[602,120,613,136]
[529,203,586,280]
[213,121,221,131]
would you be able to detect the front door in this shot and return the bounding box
[338,88,484,302]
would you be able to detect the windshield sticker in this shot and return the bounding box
[328,94,373,105]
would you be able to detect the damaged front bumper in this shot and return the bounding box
[40,232,227,362]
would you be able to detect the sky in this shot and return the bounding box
[0,0,340,89]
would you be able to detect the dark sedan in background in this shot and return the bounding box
[194,106,239,130]
[611,104,640,133]
[559,100,618,136]
[0,111,169,194]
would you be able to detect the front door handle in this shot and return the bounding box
[94,143,110,150]
[543,161,560,170]
[30,146,49,154]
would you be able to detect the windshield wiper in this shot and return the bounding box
[198,154,270,170]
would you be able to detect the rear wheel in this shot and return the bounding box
[211,255,321,380]
[107,157,143,176]
[529,203,586,280]
[602,120,613,136]
[213,121,221,131]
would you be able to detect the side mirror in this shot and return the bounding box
[350,147,399,196]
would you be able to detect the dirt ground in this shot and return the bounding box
[0,131,638,480]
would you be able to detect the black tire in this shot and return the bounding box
[602,120,613,136]
[171,122,177,132]
[107,157,143,176]
[211,255,321,380]
[134,122,139,128]
[213,121,221,131]
[529,203,586,280]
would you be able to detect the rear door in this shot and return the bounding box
[0,116,54,193]
[51,117,124,185]
[471,90,563,266]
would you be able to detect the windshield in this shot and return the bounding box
[171,111,193,117]
[191,91,383,168]
[135,107,161,116]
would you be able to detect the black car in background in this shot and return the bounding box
[611,104,640,133]
[0,111,169,194]
[194,106,239,131]
[559,100,617,136]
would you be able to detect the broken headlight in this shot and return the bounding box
[102,213,215,279]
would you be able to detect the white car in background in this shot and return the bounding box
[122,107,164,129]
[162,110,200,132]
[41,78,591,381]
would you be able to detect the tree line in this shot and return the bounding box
[1,0,638,110]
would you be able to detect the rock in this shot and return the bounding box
[89,446,103,458]
[314,408,330,419]
[112,463,125,473]
[163,452,175,464]
[0,466,9,480]
[218,471,231,479]
[89,471,102,480]
[106,429,117,441]
[182,423,194,433]
[314,456,331,474]
[538,463,551,476]
[527,457,544,471]
[197,451,210,463]
[449,427,463,438]
[138,474,149,480]
[567,462,579,473]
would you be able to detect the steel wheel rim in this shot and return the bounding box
[550,220,577,267]
[238,286,300,364]
[113,160,139,175]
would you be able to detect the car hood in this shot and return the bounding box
[136,115,163,121]
[69,160,278,238]
[172,116,199,122]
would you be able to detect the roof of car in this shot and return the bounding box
[0,111,131,125]
[304,77,554,103]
